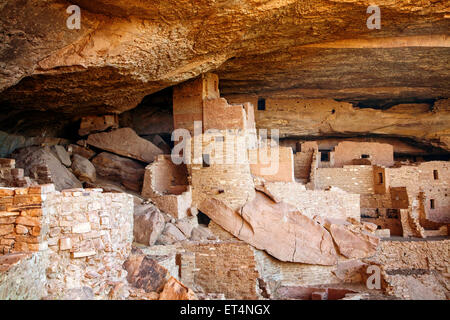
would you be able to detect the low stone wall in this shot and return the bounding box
[364,239,450,272]
[44,189,133,299]
[264,182,360,221]
[0,185,134,299]
[0,185,54,255]
[139,240,262,300]
[0,252,48,300]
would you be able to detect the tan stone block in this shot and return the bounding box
[22,208,43,217]
[31,226,41,236]
[0,211,19,217]
[15,216,41,227]
[0,189,15,197]
[15,235,39,244]
[72,250,96,258]
[0,224,14,236]
[60,238,72,250]
[72,222,91,234]
[14,188,28,195]
[13,194,41,205]
[15,224,29,234]
[14,241,29,252]
[48,237,58,246]
[0,217,16,224]
[0,238,14,246]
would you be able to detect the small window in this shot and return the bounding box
[361,154,370,159]
[320,150,330,162]
[202,154,210,167]
[378,172,384,184]
[257,98,266,111]
[215,136,224,142]
[433,170,439,180]
[430,199,435,209]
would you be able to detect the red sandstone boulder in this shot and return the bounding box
[159,277,197,300]
[133,207,165,246]
[321,219,380,259]
[199,191,337,265]
[328,224,379,259]
[123,254,170,293]
[87,127,163,163]
[91,152,145,192]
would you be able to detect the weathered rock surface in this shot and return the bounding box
[175,217,198,238]
[324,221,380,259]
[79,115,119,136]
[51,145,71,167]
[190,225,217,241]
[134,207,165,246]
[67,144,96,160]
[159,277,197,300]
[0,131,69,158]
[157,223,187,245]
[0,0,448,119]
[199,191,337,265]
[123,254,170,293]
[248,98,450,151]
[71,154,96,183]
[87,128,163,163]
[91,152,145,192]
[12,146,82,190]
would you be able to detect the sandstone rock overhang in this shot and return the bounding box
[0,0,449,117]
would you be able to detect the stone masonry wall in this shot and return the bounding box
[264,182,360,221]
[142,155,192,219]
[364,239,450,272]
[0,185,133,299]
[0,185,53,255]
[137,240,262,300]
[332,141,394,168]
[182,241,261,300]
[314,165,375,194]
[249,147,295,183]
[190,131,255,210]
[44,189,133,299]
[387,162,449,223]
[0,252,48,300]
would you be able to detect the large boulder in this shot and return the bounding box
[71,154,96,183]
[123,254,170,293]
[67,144,96,160]
[12,146,82,191]
[87,128,163,163]
[321,219,380,259]
[157,223,187,245]
[91,152,145,192]
[159,277,197,300]
[199,191,337,265]
[134,207,165,246]
[50,145,71,167]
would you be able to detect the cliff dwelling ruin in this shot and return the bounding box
[0,0,449,303]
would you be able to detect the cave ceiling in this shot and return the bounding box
[0,0,449,116]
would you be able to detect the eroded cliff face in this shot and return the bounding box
[0,0,449,148]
